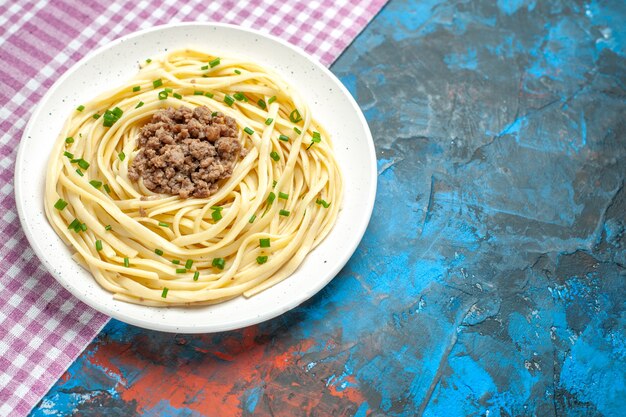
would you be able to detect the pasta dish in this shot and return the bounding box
[44,49,342,306]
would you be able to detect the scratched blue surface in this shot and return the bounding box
[32,0,626,416]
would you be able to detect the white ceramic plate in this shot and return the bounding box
[15,23,376,333]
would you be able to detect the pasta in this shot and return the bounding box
[44,49,342,306]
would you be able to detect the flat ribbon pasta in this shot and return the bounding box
[44,49,342,306]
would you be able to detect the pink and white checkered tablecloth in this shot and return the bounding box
[0,1,386,415]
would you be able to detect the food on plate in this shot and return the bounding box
[44,49,342,306]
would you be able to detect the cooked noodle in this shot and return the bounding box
[44,49,342,306]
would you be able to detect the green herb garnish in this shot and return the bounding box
[212,258,225,270]
[54,199,68,210]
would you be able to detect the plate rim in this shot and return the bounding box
[14,22,377,333]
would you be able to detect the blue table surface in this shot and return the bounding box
[31,0,626,416]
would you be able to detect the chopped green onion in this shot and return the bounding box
[95,240,102,251]
[109,105,122,118]
[316,198,331,208]
[194,90,204,95]
[152,79,163,88]
[278,192,288,200]
[279,209,290,216]
[118,151,126,161]
[172,259,180,265]
[89,180,102,189]
[176,268,186,274]
[102,107,123,127]
[268,96,277,104]
[272,180,277,188]
[76,105,85,112]
[77,159,90,170]
[103,184,111,194]
[75,169,84,177]
[265,118,273,125]
[63,151,74,158]
[211,111,218,117]
[161,287,168,298]
[65,137,74,144]
[233,92,246,101]
[244,127,254,135]
[257,99,267,109]
[289,109,302,123]
[209,57,220,68]
[211,210,223,221]
[308,134,321,149]
[164,87,173,93]
[210,206,223,211]
[112,107,125,122]
[256,256,268,264]
[132,86,141,92]
[173,92,182,99]
[224,95,234,106]
[158,221,169,228]
[110,107,122,118]
[155,249,163,256]
[205,92,214,98]
[201,64,209,70]
[259,238,270,248]
[308,133,321,149]
[123,257,129,267]
[294,127,302,134]
[158,91,168,100]
[146,58,152,63]
[185,259,193,269]
[104,225,112,231]
[234,69,241,74]
[193,271,199,281]
[212,257,225,270]
[135,101,144,109]
[54,199,68,210]
[68,218,80,231]
[267,192,276,204]
[80,223,87,232]
[270,151,280,161]
[249,214,256,223]
[92,113,100,119]
[279,134,289,142]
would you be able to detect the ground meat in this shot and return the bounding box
[128,106,241,198]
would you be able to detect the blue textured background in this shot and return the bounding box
[32,0,626,415]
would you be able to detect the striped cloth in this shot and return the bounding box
[0,1,387,415]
